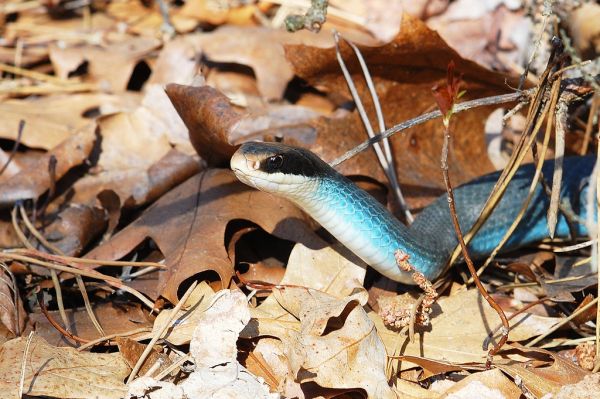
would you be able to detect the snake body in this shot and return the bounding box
[231,142,595,284]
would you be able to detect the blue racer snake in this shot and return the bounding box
[230,142,595,284]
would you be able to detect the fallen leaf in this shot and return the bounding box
[496,346,590,397]
[49,35,161,91]
[146,39,198,86]
[43,203,107,256]
[179,0,263,26]
[106,0,198,36]
[285,13,520,206]
[241,237,368,342]
[0,266,24,337]
[550,372,600,399]
[0,123,96,207]
[0,334,129,398]
[117,337,171,378]
[274,286,397,398]
[70,107,201,207]
[438,368,522,398]
[144,281,216,345]
[0,94,135,150]
[374,289,564,368]
[84,169,314,303]
[30,302,151,346]
[128,290,277,399]
[329,0,403,42]
[166,83,240,165]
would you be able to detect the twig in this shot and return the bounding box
[11,205,71,333]
[0,62,78,85]
[329,90,533,167]
[77,327,152,351]
[548,239,596,252]
[18,331,35,398]
[18,204,106,337]
[547,93,567,237]
[526,297,598,347]
[156,0,175,38]
[153,354,192,381]
[433,62,509,368]
[0,120,24,177]
[581,94,599,155]
[14,248,165,269]
[485,296,551,347]
[518,0,555,90]
[37,291,89,345]
[440,120,509,368]
[477,71,561,274]
[127,281,198,383]
[333,31,414,223]
[0,252,155,309]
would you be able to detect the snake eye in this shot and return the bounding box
[267,155,284,170]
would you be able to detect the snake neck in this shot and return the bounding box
[285,172,448,283]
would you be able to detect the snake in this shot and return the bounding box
[230,142,595,284]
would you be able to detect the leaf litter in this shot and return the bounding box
[0,1,599,398]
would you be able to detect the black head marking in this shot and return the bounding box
[241,142,330,177]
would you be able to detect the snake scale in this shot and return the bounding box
[231,142,595,284]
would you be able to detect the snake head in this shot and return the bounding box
[230,142,329,195]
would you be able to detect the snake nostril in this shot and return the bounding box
[250,160,260,170]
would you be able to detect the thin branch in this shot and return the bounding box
[329,90,533,167]
[37,291,89,345]
[440,120,509,368]
[0,252,155,309]
[13,248,165,269]
[0,120,24,177]
[18,331,35,398]
[77,327,152,351]
[19,204,105,337]
[333,31,414,223]
[11,205,71,333]
[526,297,598,347]
[127,281,198,383]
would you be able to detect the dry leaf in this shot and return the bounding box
[374,289,563,367]
[551,373,600,399]
[30,302,151,346]
[106,0,198,36]
[274,286,396,398]
[285,13,520,206]
[143,281,216,345]
[496,346,590,397]
[70,103,201,207]
[179,0,262,26]
[166,83,240,165]
[0,94,135,150]
[282,240,367,295]
[117,337,171,378]
[0,334,129,398]
[128,290,277,399]
[84,169,314,303]
[0,123,96,207]
[438,368,522,398]
[329,0,403,42]
[49,35,160,91]
[43,203,107,255]
[0,267,22,338]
